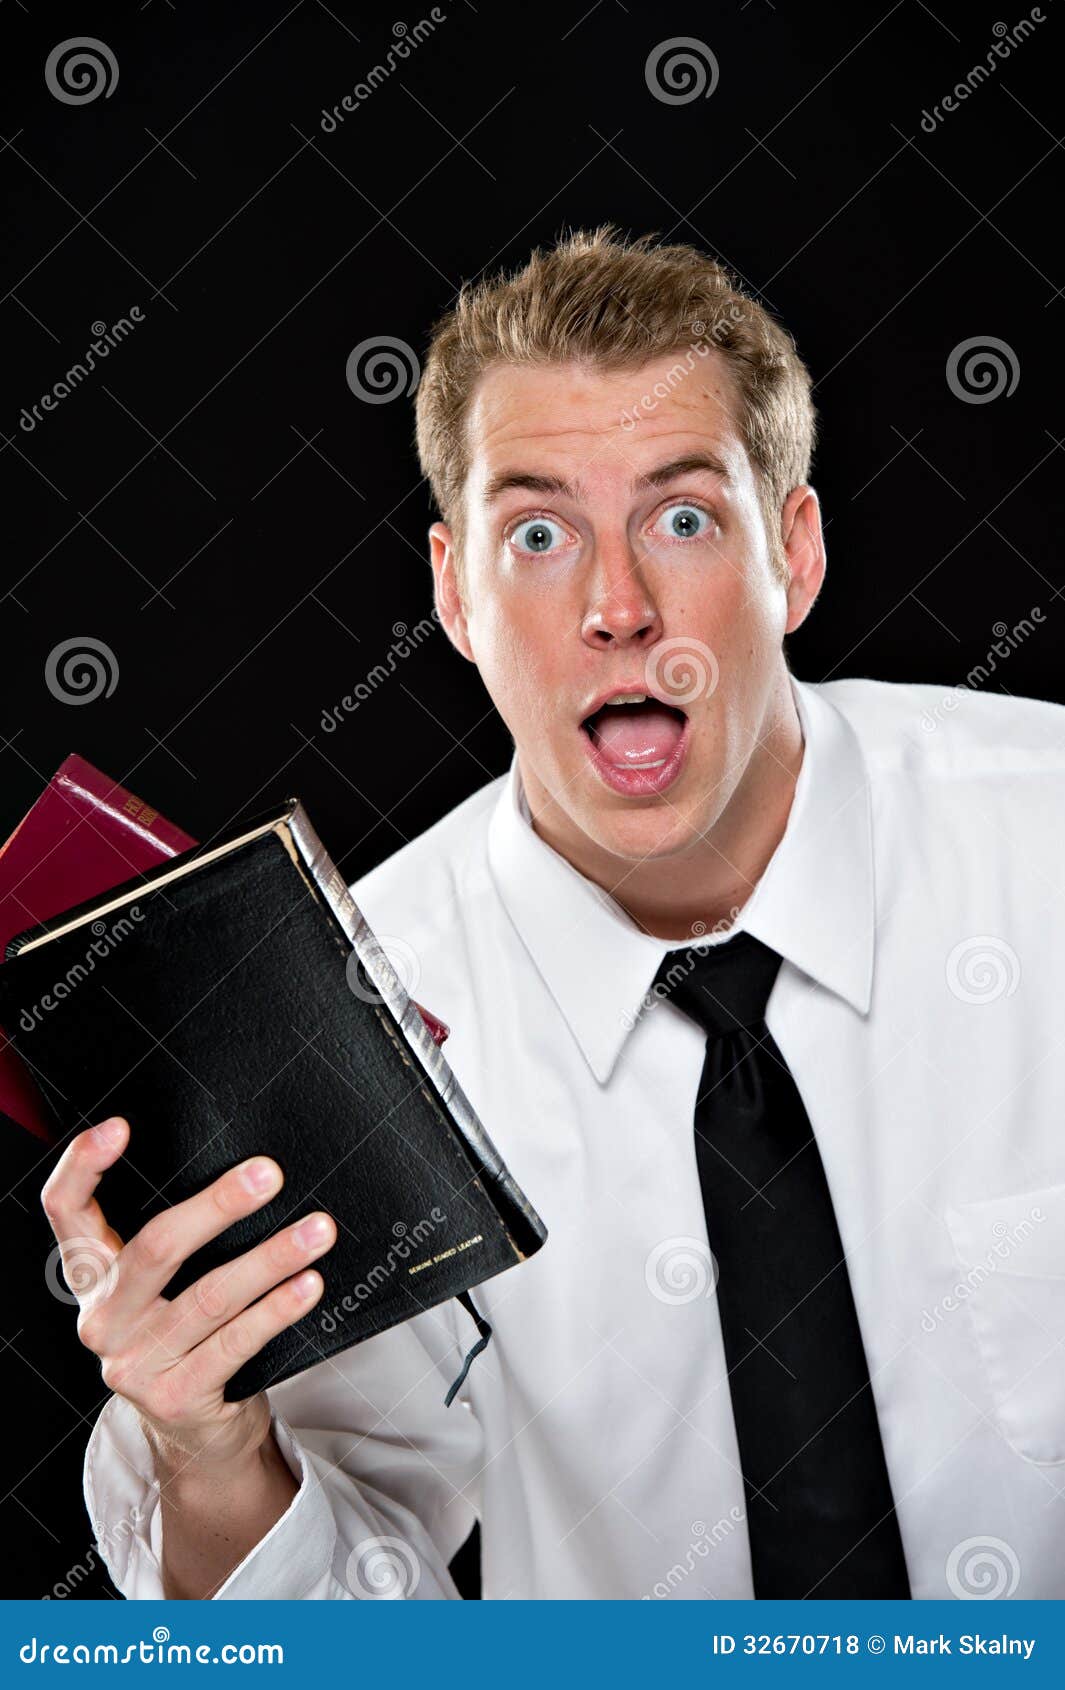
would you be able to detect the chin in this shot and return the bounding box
[575,795,706,864]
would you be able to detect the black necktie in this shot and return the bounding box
[652,932,910,1598]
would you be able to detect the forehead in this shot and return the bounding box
[464,349,748,489]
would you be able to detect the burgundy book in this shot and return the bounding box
[0,757,449,1142]
[0,757,197,1141]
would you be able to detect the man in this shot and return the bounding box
[43,228,1065,1600]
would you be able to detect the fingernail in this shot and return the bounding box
[240,1158,280,1195]
[93,1117,125,1147]
[295,1213,333,1250]
[293,1270,321,1301]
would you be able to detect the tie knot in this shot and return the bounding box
[651,930,783,1038]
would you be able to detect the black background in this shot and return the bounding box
[2,0,1062,1600]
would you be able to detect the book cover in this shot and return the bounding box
[0,799,547,1400]
[0,760,450,1141]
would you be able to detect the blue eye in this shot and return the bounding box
[511,517,567,555]
[656,504,711,540]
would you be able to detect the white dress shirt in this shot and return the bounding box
[84,673,1065,1599]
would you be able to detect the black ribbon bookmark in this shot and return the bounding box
[444,1291,493,1405]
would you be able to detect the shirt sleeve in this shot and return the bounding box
[82,1304,485,1599]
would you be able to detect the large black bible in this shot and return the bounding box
[0,800,547,1400]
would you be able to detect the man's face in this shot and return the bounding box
[430,350,821,867]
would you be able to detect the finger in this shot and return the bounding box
[146,1211,336,1361]
[41,1116,130,1254]
[104,1155,285,1327]
[177,1269,326,1398]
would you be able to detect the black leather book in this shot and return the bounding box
[0,800,547,1400]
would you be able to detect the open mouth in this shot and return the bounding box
[579,694,690,796]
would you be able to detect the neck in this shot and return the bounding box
[522,669,805,941]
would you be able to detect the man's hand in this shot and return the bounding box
[41,1115,337,1595]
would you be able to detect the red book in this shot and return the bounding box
[0,756,448,1142]
[0,757,198,1140]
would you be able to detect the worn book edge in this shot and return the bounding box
[281,801,547,1259]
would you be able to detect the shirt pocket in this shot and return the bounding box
[944,1180,1065,1465]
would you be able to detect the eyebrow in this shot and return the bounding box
[481,452,730,506]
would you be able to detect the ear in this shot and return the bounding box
[778,485,826,635]
[429,522,475,662]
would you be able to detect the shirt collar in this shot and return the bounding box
[486,673,876,1084]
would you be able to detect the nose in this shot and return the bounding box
[580,539,663,651]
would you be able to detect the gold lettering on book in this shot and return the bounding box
[408,1235,484,1275]
[120,794,157,826]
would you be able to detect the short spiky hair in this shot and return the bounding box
[414,225,817,571]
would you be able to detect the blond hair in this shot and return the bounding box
[414,225,816,577]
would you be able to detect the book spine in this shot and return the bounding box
[284,803,546,1254]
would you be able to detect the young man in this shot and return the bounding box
[44,229,1065,1600]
